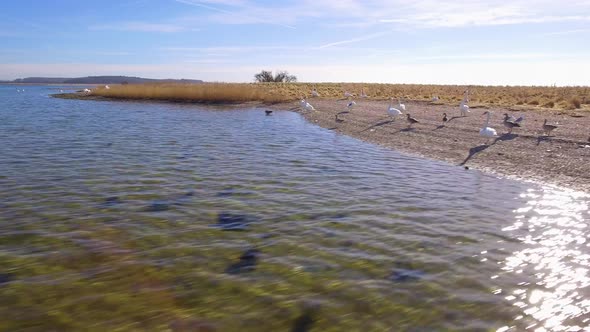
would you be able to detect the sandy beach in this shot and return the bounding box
[271,98,590,192]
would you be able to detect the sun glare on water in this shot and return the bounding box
[498,188,590,331]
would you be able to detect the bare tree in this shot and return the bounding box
[254,70,297,83]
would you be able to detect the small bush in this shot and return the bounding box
[528,99,539,105]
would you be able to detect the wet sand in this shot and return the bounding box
[271,98,590,193]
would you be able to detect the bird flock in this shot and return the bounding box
[297,87,565,145]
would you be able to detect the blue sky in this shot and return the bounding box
[1,0,590,85]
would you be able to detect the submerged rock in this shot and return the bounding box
[389,268,425,282]
[225,248,260,274]
[103,196,121,205]
[0,273,13,285]
[215,212,258,231]
[144,201,170,212]
[291,302,320,332]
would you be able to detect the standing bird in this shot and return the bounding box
[300,99,315,112]
[398,98,406,112]
[504,113,516,122]
[503,113,521,133]
[347,100,356,111]
[442,113,448,125]
[406,114,419,128]
[480,111,498,144]
[360,88,368,98]
[459,89,470,116]
[311,88,320,97]
[387,98,403,121]
[542,119,558,136]
[432,96,440,102]
[336,101,355,122]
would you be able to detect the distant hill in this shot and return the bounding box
[5,76,203,84]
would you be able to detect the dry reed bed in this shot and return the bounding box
[91,83,590,111]
[92,83,289,103]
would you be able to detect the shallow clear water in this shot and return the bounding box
[0,85,589,331]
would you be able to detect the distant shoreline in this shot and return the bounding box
[53,91,590,193]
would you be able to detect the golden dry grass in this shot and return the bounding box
[92,83,290,103]
[91,82,590,111]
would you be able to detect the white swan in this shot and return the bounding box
[480,111,497,144]
[398,98,406,111]
[387,98,402,120]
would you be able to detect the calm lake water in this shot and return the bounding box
[1,85,589,331]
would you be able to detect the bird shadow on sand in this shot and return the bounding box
[359,119,394,133]
[433,124,446,131]
[536,135,552,146]
[388,127,417,135]
[446,116,464,123]
[459,143,494,166]
[494,133,518,143]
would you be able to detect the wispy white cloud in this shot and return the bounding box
[89,22,189,33]
[543,28,590,36]
[174,0,297,29]
[317,32,389,49]
[377,1,590,28]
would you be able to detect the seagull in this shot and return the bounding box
[360,88,368,98]
[105,85,110,89]
[406,114,419,128]
[347,100,356,111]
[503,113,521,133]
[459,90,470,116]
[432,96,440,102]
[311,88,320,97]
[542,119,558,136]
[480,111,498,144]
[301,99,315,112]
[265,110,273,116]
[83,88,91,94]
[387,98,402,121]
[398,98,406,111]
